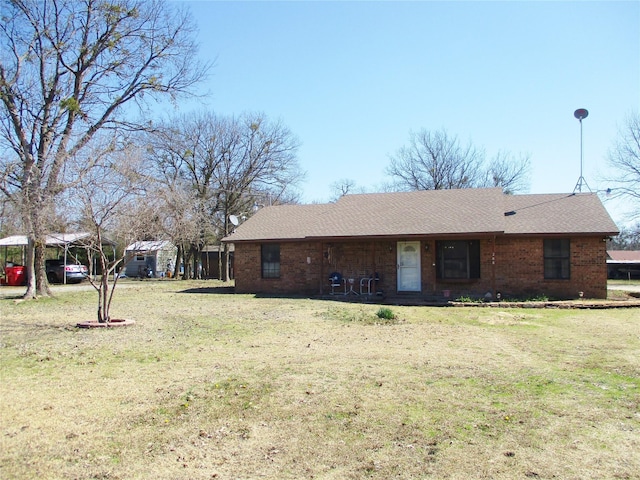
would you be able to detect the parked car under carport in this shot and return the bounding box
[45,259,88,284]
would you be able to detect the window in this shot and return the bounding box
[261,244,280,278]
[544,239,570,279]
[436,240,480,280]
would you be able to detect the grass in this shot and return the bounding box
[1,280,639,479]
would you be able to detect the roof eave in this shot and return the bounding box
[504,231,619,237]
[225,230,507,243]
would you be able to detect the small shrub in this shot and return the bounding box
[500,293,550,303]
[455,296,476,303]
[376,307,396,320]
[529,294,549,302]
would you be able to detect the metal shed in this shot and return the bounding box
[124,241,177,278]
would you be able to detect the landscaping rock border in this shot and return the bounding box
[76,319,136,328]
[450,300,640,309]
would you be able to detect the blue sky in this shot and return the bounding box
[175,1,639,224]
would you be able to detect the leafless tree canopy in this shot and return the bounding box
[607,223,640,250]
[483,151,532,195]
[66,146,157,323]
[146,110,304,280]
[387,128,530,193]
[0,0,209,298]
[329,178,367,202]
[606,112,640,220]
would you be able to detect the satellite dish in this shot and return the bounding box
[229,214,239,226]
[574,108,589,120]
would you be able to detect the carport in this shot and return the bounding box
[0,232,116,285]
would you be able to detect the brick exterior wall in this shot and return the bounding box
[233,235,609,300]
[234,242,324,295]
[491,236,608,299]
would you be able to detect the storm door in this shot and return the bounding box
[397,241,421,292]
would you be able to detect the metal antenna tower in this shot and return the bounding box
[573,108,591,193]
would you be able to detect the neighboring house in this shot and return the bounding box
[607,250,640,280]
[222,188,619,300]
[124,241,177,278]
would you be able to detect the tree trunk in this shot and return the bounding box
[96,253,109,323]
[224,243,231,282]
[22,197,52,299]
[22,235,51,299]
[174,245,183,279]
[23,238,37,299]
[34,242,50,297]
[101,274,110,323]
[191,246,200,279]
[182,247,192,279]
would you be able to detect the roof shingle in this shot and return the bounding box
[223,188,618,242]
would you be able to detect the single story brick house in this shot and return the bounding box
[222,188,619,300]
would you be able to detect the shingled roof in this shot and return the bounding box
[223,188,619,242]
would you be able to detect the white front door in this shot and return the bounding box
[397,241,421,292]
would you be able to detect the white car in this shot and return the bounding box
[45,259,88,284]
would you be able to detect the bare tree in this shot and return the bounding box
[0,196,20,236]
[607,223,640,250]
[481,151,531,194]
[153,182,204,279]
[387,129,484,190]
[68,146,159,323]
[214,112,304,280]
[145,112,224,279]
[605,112,640,220]
[147,111,304,281]
[0,0,210,299]
[329,178,366,202]
[386,128,530,193]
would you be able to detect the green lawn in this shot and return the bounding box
[1,280,639,479]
